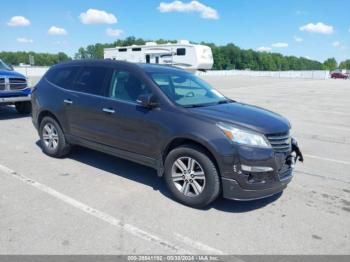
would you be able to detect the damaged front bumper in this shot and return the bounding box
[221,138,303,201]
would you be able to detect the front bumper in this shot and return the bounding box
[0,88,31,104]
[220,138,302,201]
[222,176,290,200]
[0,95,31,103]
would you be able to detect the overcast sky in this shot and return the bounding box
[1,0,349,62]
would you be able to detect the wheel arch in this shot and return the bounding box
[38,110,63,130]
[162,137,221,178]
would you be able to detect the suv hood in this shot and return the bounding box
[189,102,290,134]
[0,69,26,78]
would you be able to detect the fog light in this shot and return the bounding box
[241,165,273,172]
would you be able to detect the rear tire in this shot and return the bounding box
[15,101,31,114]
[164,145,221,208]
[39,116,71,158]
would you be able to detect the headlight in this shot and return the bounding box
[217,122,271,148]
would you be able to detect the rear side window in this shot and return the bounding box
[46,66,79,88]
[107,70,151,103]
[72,67,108,96]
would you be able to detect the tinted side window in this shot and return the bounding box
[177,48,186,56]
[107,70,151,103]
[46,66,79,88]
[72,67,108,95]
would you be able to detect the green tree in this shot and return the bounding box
[323,58,337,71]
[339,59,350,69]
[0,51,71,66]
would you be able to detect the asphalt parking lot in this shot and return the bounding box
[0,76,349,255]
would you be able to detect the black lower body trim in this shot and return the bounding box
[221,176,292,201]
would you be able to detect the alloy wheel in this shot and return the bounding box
[42,123,59,150]
[171,157,206,197]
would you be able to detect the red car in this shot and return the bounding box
[331,72,348,79]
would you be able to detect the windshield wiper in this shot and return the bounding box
[183,104,209,108]
[217,99,235,104]
[183,99,235,108]
[217,100,229,104]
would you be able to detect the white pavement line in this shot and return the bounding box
[0,164,191,254]
[304,154,350,166]
[311,110,350,117]
[174,233,225,255]
[294,170,350,184]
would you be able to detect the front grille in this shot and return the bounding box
[266,132,291,152]
[9,78,27,90]
[0,78,5,90]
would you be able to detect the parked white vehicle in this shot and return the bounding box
[104,40,213,71]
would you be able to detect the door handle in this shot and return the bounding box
[102,108,115,114]
[63,99,73,105]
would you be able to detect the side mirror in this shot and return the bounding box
[136,93,159,108]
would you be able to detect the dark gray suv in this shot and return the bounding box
[31,60,303,207]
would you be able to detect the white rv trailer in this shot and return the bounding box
[103,40,213,71]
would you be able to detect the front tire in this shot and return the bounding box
[164,145,221,208]
[15,101,31,114]
[39,116,71,158]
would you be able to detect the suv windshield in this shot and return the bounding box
[0,59,13,71]
[149,72,229,107]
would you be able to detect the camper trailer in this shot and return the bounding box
[103,40,213,71]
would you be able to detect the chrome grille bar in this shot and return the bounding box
[0,77,28,91]
[0,77,5,90]
[266,132,291,152]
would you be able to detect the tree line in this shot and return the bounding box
[1,36,349,70]
[0,51,71,66]
[75,37,327,71]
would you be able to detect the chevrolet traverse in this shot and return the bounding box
[31,60,303,207]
